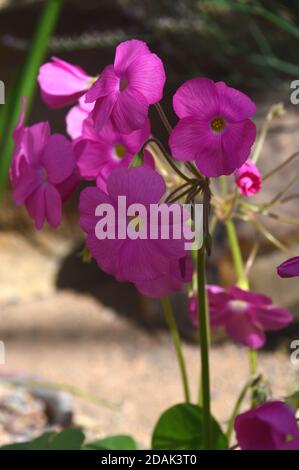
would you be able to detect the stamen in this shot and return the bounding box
[114,144,126,159]
[211,117,225,133]
[119,78,128,92]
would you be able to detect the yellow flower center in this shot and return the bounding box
[114,144,126,159]
[129,215,144,233]
[119,78,128,92]
[211,117,226,133]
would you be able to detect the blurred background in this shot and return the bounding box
[0,0,298,448]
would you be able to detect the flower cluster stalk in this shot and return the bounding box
[197,246,211,449]
[161,297,190,403]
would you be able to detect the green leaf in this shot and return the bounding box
[0,429,84,451]
[82,435,137,450]
[152,403,228,450]
[48,429,85,450]
[129,152,144,168]
[0,432,55,450]
[285,391,299,411]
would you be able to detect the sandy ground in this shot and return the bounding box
[0,291,298,448]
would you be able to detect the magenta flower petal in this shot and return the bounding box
[252,306,293,331]
[121,118,150,154]
[66,96,94,140]
[173,78,219,119]
[23,122,51,164]
[12,159,40,205]
[193,120,255,178]
[143,149,155,169]
[118,238,171,282]
[86,65,118,102]
[12,96,26,152]
[169,117,208,162]
[194,131,223,177]
[55,169,80,202]
[87,233,125,277]
[114,39,150,75]
[221,119,257,173]
[44,184,62,228]
[225,313,265,349]
[235,401,299,450]
[216,81,256,121]
[38,57,90,108]
[91,94,118,133]
[228,286,272,306]
[79,186,112,232]
[235,160,261,196]
[136,255,193,298]
[25,185,46,230]
[10,100,27,181]
[107,166,165,206]
[79,187,125,275]
[277,256,299,278]
[41,134,75,184]
[126,53,166,104]
[76,139,110,180]
[111,87,148,134]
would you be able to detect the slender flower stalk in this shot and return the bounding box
[161,297,190,403]
[197,246,211,449]
[225,218,258,386]
[226,375,261,443]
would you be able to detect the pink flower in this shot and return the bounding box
[277,256,299,278]
[169,78,256,177]
[85,39,166,134]
[235,401,299,450]
[74,116,154,191]
[235,160,261,196]
[66,96,94,140]
[79,166,192,297]
[10,100,78,229]
[188,285,292,349]
[38,57,92,108]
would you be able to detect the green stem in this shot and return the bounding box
[0,0,63,196]
[226,374,261,443]
[197,246,211,449]
[249,348,257,375]
[225,219,249,290]
[161,297,190,403]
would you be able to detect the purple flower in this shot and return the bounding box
[277,256,299,278]
[79,166,192,297]
[235,401,299,450]
[235,160,261,196]
[74,115,154,191]
[10,100,78,229]
[66,96,94,140]
[188,285,293,349]
[169,78,256,177]
[136,255,193,297]
[85,39,166,134]
[38,57,92,108]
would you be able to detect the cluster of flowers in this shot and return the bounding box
[9,39,298,449]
